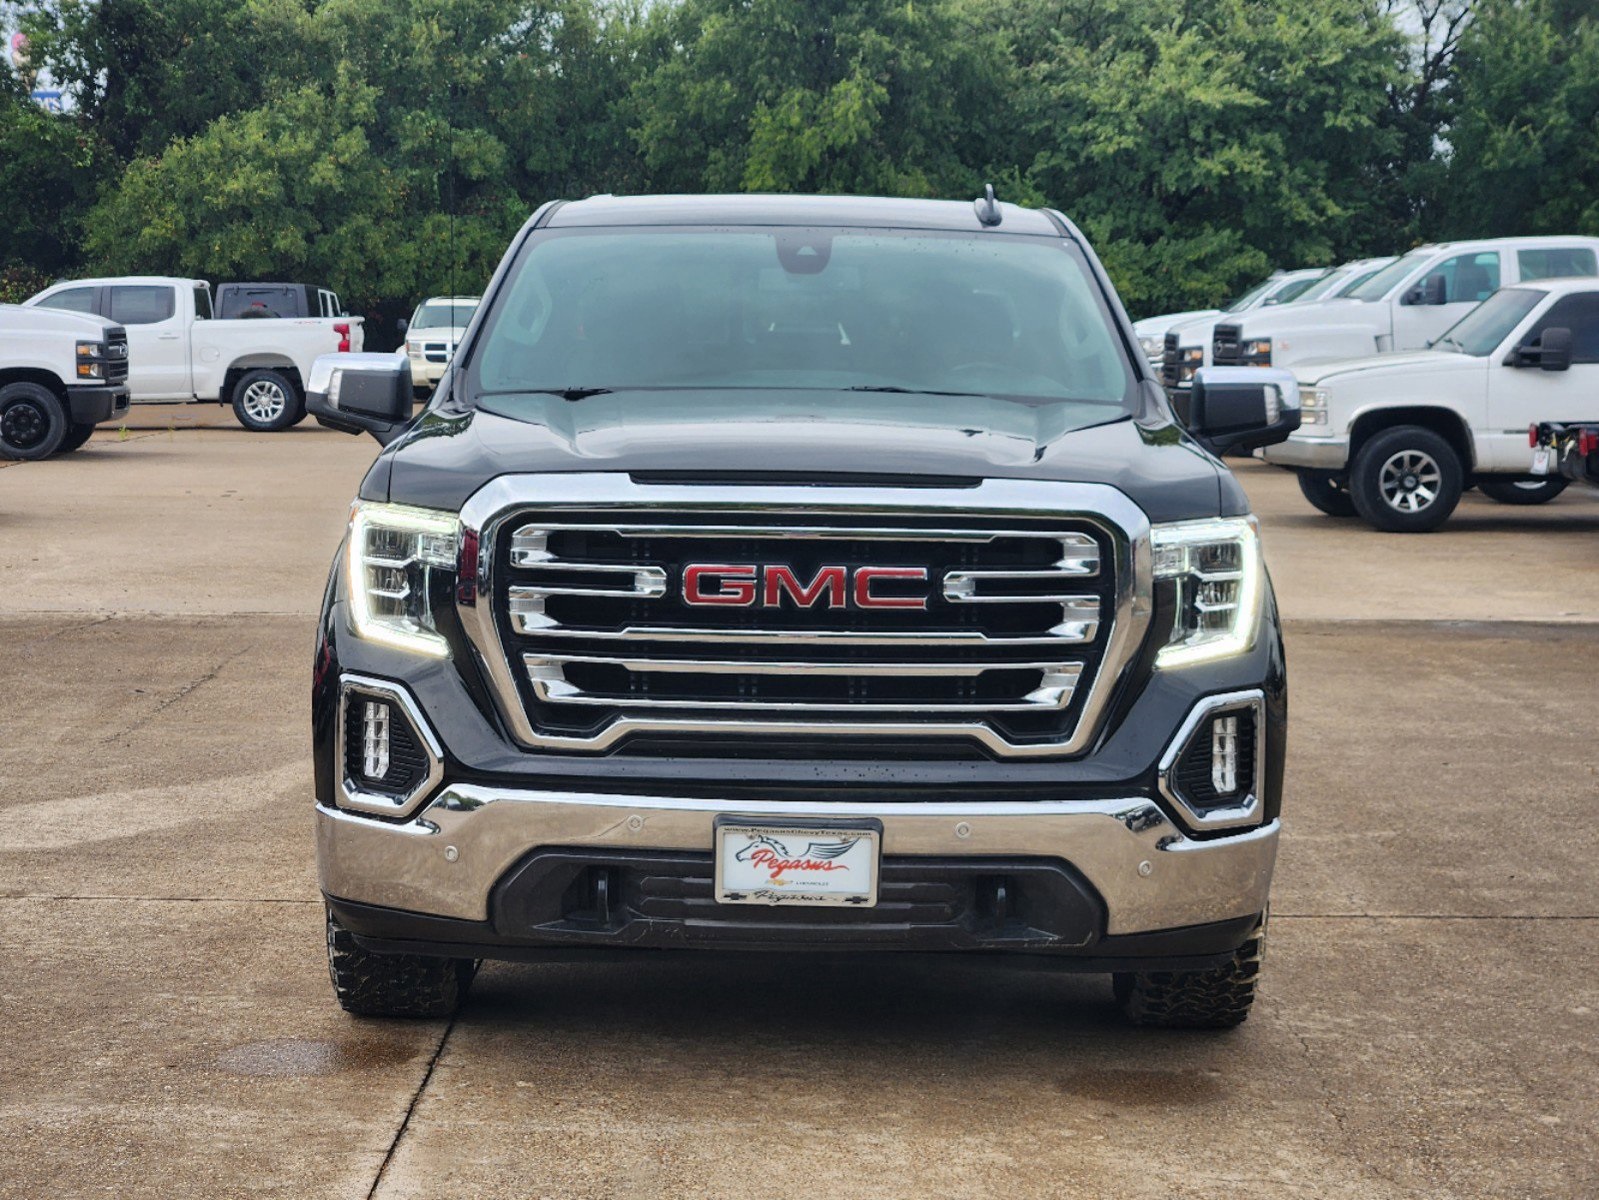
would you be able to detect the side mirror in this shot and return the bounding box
[306,353,413,442]
[1403,274,1448,306]
[1508,326,1573,372]
[1186,367,1302,456]
[395,318,409,336]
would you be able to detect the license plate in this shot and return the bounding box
[1531,446,1553,475]
[714,819,882,907]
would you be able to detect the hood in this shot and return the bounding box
[1225,297,1379,337]
[1296,349,1483,385]
[1,302,116,336]
[376,389,1231,523]
[1133,309,1221,338]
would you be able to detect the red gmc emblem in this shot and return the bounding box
[682,564,929,610]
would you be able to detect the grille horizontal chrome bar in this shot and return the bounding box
[524,653,1083,712]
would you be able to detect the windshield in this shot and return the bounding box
[412,301,476,331]
[1222,279,1275,312]
[468,228,1136,414]
[1294,271,1351,303]
[1334,265,1387,297]
[1346,250,1434,302]
[1432,288,1544,356]
[1264,274,1323,305]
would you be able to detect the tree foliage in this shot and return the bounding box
[3,0,1596,318]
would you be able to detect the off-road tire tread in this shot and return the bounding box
[1114,917,1265,1029]
[326,911,475,1018]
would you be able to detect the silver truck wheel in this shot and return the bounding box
[231,369,302,432]
[1349,425,1463,533]
[0,381,69,460]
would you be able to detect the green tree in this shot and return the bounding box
[628,0,1014,196]
[991,0,1408,317]
[0,69,106,274]
[1442,0,1599,236]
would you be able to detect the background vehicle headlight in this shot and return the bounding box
[1152,517,1263,668]
[1301,386,1328,425]
[347,502,459,657]
[1242,339,1273,364]
[1177,346,1203,384]
[1139,335,1163,359]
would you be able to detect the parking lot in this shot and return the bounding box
[3,410,1597,1199]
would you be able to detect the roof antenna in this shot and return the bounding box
[974,183,1002,227]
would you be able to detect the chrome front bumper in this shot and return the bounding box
[317,786,1278,937]
[1261,435,1350,469]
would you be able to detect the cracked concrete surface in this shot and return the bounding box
[1,418,1596,1198]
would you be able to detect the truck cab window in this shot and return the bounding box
[193,285,213,320]
[1423,252,1501,303]
[38,286,97,314]
[1525,294,1599,363]
[1518,248,1598,282]
[109,286,177,325]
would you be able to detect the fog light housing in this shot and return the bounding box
[337,678,443,817]
[1159,692,1264,830]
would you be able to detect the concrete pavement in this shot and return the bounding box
[1,419,1595,1198]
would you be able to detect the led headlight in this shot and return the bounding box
[346,501,460,657]
[1152,517,1263,668]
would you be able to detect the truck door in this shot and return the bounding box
[107,284,190,399]
[1391,251,1502,352]
[1486,292,1599,469]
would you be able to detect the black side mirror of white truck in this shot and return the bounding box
[1402,274,1449,306]
[1509,326,1573,372]
[1186,366,1303,456]
[306,353,414,443]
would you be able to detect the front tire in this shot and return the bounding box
[231,369,302,432]
[56,422,97,454]
[1114,915,1266,1029]
[326,909,476,1018]
[1349,425,1463,533]
[1477,477,1568,506]
[1295,468,1357,517]
[0,381,69,460]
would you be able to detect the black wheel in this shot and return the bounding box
[1114,914,1266,1029]
[1295,468,1357,517]
[1477,477,1568,506]
[0,381,69,461]
[326,908,475,1018]
[231,368,302,432]
[1348,425,1463,533]
[56,422,96,454]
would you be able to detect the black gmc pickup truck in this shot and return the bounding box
[307,193,1300,1028]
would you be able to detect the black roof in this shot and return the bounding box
[545,193,1066,237]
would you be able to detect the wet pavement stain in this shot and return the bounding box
[211,1037,415,1078]
[1057,1067,1226,1106]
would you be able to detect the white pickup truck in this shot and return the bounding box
[1133,267,1327,363]
[1200,236,1599,379]
[0,304,130,460]
[1264,277,1599,531]
[25,276,363,431]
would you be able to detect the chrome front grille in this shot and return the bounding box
[456,476,1153,758]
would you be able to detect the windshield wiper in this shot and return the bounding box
[846,385,987,397]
